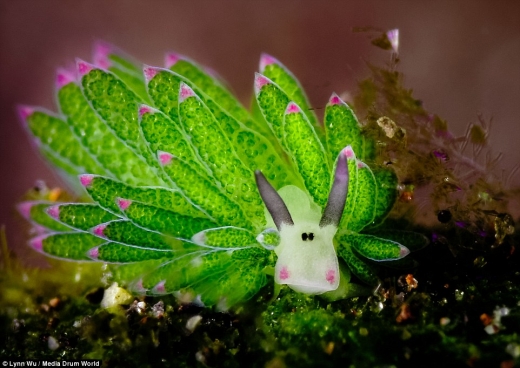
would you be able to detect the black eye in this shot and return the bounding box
[301,233,315,241]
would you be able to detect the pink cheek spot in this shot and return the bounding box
[326,269,336,284]
[117,198,132,211]
[357,161,365,169]
[285,102,301,114]
[279,266,290,280]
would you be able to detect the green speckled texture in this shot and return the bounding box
[203,98,295,190]
[58,82,160,186]
[324,100,364,164]
[108,66,150,104]
[95,243,175,263]
[85,176,203,218]
[27,202,70,231]
[26,111,107,176]
[196,262,267,307]
[160,157,252,229]
[339,154,359,230]
[81,69,165,179]
[137,254,198,291]
[104,46,149,101]
[170,59,274,140]
[148,68,290,190]
[255,82,292,148]
[178,94,265,227]
[337,243,379,286]
[80,69,141,148]
[218,269,267,308]
[231,246,271,266]
[361,135,376,162]
[142,251,233,292]
[347,161,377,232]
[148,71,290,223]
[170,60,249,123]
[283,107,330,208]
[339,233,406,261]
[57,203,117,230]
[198,227,259,248]
[262,62,322,137]
[146,70,182,122]
[98,220,180,251]
[139,109,209,178]
[121,200,217,239]
[39,145,81,181]
[366,229,428,252]
[41,232,104,261]
[369,168,398,228]
[258,229,281,248]
[111,258,167,285]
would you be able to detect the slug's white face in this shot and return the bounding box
[255,146,350,296]
[275,221,339,294]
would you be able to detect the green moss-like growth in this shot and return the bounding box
[2,233,520,366]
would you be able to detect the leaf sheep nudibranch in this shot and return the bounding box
[18,43,427,310]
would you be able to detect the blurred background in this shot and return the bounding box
[1,0,519,263]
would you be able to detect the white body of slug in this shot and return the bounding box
[274,221,339,294]
[256,146,351,296]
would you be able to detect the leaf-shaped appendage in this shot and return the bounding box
[18,43,427,309]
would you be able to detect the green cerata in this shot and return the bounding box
[18,42,427,310]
